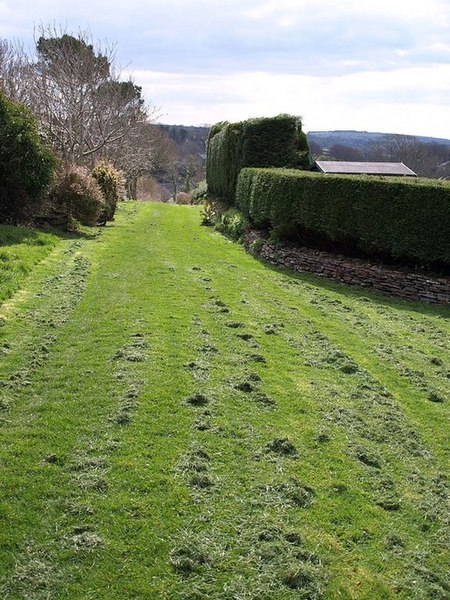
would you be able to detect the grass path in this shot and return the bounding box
[0,202,448,599]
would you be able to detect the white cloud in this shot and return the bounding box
[136,65,450,138]
[1,0,449,137]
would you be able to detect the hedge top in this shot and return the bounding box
[206,114,309,203]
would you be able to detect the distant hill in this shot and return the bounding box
[157,125,450,179]
[306,130,450,151]
[306,130,450,177]
[158,124,208,159]
[159,125,450,156]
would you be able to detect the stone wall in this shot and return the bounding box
[243,231,450,304]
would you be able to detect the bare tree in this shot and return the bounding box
[308,139,322,160]
[328,144,365,162]
[367,134,440,178]
[0,38,33,104]
[161,154,206,202]
[2,27,171,196]
[108,122,173,198]
[23,27,153,166]
[157,127,207,201]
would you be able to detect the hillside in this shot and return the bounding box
[307,130,450,151]
[158,124,450,180]
[158,124,208,160]
[158,124,450,155]
[0,203,448,598]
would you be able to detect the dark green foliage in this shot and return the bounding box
[91,161,125,222]
[0,92,57,223]
[236,168,450,267]
[50,166,104,226]
[206,121,243,203]
[206,115,309,204]
[239,114,310,170]
[36,34,110,80]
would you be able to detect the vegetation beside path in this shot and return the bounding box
[0,225,62,305]
[0,202,448,599]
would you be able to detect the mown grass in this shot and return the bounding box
[0,202,448,599]
[0,225,63,305]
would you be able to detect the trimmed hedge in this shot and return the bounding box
[236,168,450,267]
[239,115,309,169]
[207,121,242,203]
[206,115,309,204]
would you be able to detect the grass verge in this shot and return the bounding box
[0,225,63,305]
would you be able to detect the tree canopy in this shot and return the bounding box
[0,28,172,195]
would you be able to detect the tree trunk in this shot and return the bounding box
[126,177,138,199]
[171,174,178,203]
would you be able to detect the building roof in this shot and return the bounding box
[313,161,417,176]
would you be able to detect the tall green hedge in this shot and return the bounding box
[236,168,450,267]
[206,115,309,204]
[206,121,243,203]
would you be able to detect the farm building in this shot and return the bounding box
[311,161,417,177]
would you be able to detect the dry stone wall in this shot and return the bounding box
[243,231,450,304]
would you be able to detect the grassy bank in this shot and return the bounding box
[0,202,448,599]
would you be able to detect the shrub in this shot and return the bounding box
[200,200,226,226]
[191,180,208,204]
[236,168,450,268]
[50,166,104,226]
[0,91,56,223]
[216,208,249,241]
[206,115,309,204]
[91,161,125,222]
[200,200,248,241]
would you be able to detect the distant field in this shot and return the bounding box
[0,202,448,599]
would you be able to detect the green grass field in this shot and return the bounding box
[0,202,448,599]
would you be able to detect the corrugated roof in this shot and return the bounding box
[314,161,417,176]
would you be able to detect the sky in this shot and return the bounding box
[1,0,449,138]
